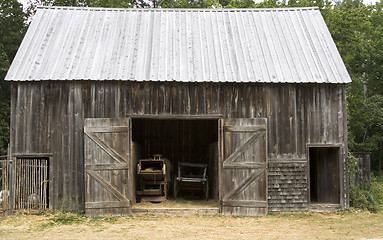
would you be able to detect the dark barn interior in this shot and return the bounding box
[131,119,219,202]
[309,147,340,204]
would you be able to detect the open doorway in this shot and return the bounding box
[131,118,219,209]
[309,147,340,204]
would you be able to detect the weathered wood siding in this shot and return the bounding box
[10,81,348,211]
[10,83,84,210]
[268,159,308,211]
[84,118,132,216]
[222,118,268,215]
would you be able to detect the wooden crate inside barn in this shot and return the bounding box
[136,155,167,202]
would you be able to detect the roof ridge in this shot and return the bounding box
[36,6,320,12]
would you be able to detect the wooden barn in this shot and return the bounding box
[5,6,351,215]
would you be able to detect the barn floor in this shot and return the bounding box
[132,199,220,215]
[133,199,219,208]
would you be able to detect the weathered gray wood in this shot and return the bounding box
[223,126,267,132]
[85,164,130,171]
[10,156,49,210]
[13,153,53,157]
[85,170,130,202]
[222,200,268,208]
[84,118,132,216]
[307,143,343,148]
[268,160,309,212]
[223,169,264,200]
[223,163,267,169]
[268,158,306,163]
[222,118,268,216]
[85,201,130,209]
[129,114,223,119]
[84,131,127,164]
[223,131,265,166]
[9,81,349,212]
[84,126,130,133]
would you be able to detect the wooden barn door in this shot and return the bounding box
[221,118,268,215]
[84,118,132,216]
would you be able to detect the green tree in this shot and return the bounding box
[325,1,383,171]
[0,0,25,62]
[0,0,26,156]
[367,1,383,96]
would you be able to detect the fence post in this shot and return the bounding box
[8,145,15,215]
[1,158,6,216]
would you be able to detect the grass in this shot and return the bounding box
[0,209,382,239]
[267,211,314,219]
[1,168,382,239]
[9,210,123,230]
[50,212,86,225]
[349,172,383,212]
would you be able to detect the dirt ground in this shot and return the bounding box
[0,208,382,240]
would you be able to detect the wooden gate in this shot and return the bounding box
[1,154,50,214]
[14,157,49,210]
[221,118,267,215]
[84,118,132,216]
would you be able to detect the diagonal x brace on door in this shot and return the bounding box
[223,131,265,166]
[223,168,265,201]
[85,169,129,202]
[84,131,128,164]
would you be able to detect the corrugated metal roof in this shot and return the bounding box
[5,7,351,83]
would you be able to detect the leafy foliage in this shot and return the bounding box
[349,176,383,212]
[0,0,25,62]
[50,211,87,225]
[0,0,25,156]
[328,1,383,171]
[348,152,383,212]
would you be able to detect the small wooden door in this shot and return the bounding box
[84,118,132,216]
[221,118,267,215]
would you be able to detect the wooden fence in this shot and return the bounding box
[1,155,49,214]
[14,157,49,210]
[1,157,11,215]
[353,153,371,185]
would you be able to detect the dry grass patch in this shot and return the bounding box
[0,210,382,239]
